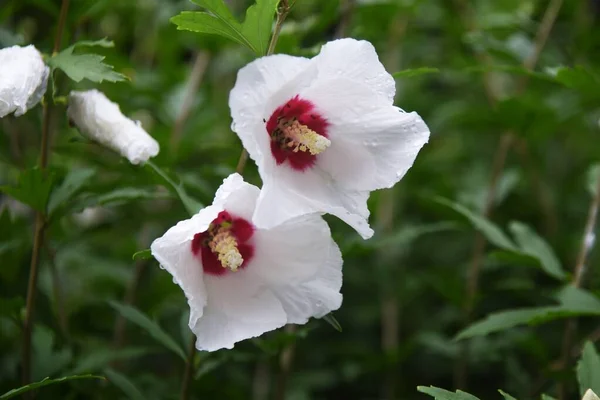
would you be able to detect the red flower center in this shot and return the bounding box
[191,211,255,276]
[266,95,329,171]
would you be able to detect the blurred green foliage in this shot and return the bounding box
[1,0,600,399]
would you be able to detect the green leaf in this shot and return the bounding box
[498,390,518,400]
[508,222,566,280]
[417,386,480,399]
[239,0,280,55]
[48,39,127,83]
[0,168,53,213]
[70,38,115,49]
[104,368,145,400]
[369,222,459,250]
[47,168,96,216]
[541,395,557,400]
[74,187,171,211]
[320,313,342,332]
[146,161,203,216]
[0,297,24,320]
[172,0,279,56]
[455,301,600,341]
[434,197,517,251]
[108,302,186,361]
[577,342,600,397]
[0,375,104,399]
[392,67,440,78]
[67,348,152,375]
[551,66,600,97]
[132,249,152,261]
[556,286,600,312]
[171,12,252,51]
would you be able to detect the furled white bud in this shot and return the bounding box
[0,45,49,118]
[67,90,159,165]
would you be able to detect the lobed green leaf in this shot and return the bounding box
[172,0,279,56]
[48,39,127,83]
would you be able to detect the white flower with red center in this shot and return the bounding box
[229,38,430,239]
[150,173,342,351]
[0,45,49,118]
[67,89,159,165]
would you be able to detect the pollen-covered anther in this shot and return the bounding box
[282,119,330,155]
[209,230,243,271]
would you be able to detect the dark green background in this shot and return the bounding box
[1,0,599,399]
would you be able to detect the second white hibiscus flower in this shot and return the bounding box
[151,173,342,351]
[229,38,430,239]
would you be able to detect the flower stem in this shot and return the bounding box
[170,52,210,153]
[557,173,600,400]
[22,0,71,390]
[234,0,292,175]
[377,10,407,400]
[274,325,297,400]
[453,0,563,389]
[180,335,197,400]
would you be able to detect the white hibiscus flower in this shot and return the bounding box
[229,38,430,239]
[0,45,50,118]
[150,173,343,351]
[67,89,159,165]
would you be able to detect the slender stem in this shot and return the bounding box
[46,245,69,340]
[22,212,45,388]
[234,0,291,175]
[53,0,70,54]
[252,359,271,400]
[517,0,564,91]
[266,0,290,56]
[112,260,148,350]
[22,0,70,390]
[170,52,211,152]
[453,0,563,389]
[180,336,197,400]
[335,0,355,39]
[235,149,249,174]
[557,174,600,400]
[274,325,297,400]
[377,11,407,400]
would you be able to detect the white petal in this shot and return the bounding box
[301,78,430,191]
[213,173,260,220]
[229,54,310,159]
[150,205,222,328]
[67,90,160,165]
[193,270,287,351]
[254,166,373,239]
[314,38,396,103]
[0,45,49,118]
[251,214,343,323]
[583,390,600,400]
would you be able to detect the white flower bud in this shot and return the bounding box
[0,45,50,118]
[67,89,160,165]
